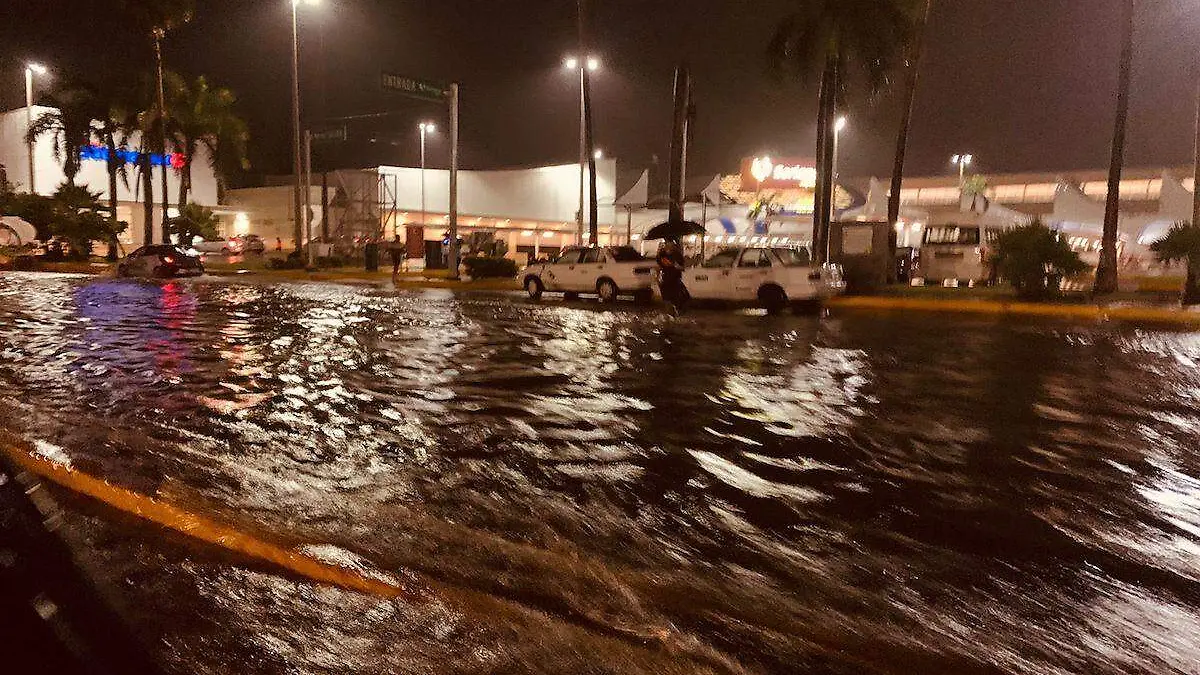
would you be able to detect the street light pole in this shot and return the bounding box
[290,0,316,253]
[23,64,46,194]
[951,153,973,189]
[830,116,847,225]
[419,122,435,230]
[577,62,586,245]
[564,55,599,245]
[304,130,314,268]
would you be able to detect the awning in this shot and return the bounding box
[0,216,37,245]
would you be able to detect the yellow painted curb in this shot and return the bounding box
[826,295,1200,326]
[2,439,418,602]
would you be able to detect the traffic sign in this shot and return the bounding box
[310,126,347,144]
[380,73,447,102]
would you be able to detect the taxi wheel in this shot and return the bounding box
[525,276,544,300]
[759,285,788,314]
[597,279,619,303]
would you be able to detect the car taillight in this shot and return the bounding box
[633,266,652,275]
[162,255,175,264]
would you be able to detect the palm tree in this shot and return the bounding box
[123,0,194,241]
[1149,222,1200,305]
[769,0,915,262]
[90,86,139,260]
[1095,0,1134,295]
[165,72,249,208]
[25,81,105,187]
[887,0,934,228]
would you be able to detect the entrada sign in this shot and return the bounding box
[381,72,447,102]
[740,156,817,189]
[80,144,185,168]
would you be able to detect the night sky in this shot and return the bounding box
[2,0,1199,183]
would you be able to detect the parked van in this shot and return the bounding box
[917,225,997,286]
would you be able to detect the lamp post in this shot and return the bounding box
[951,153,973,188]
[564,55,599,245]
[830,116,847,224]
[24,62,48,194]
[291,0,319,253]
[419,122,436,231]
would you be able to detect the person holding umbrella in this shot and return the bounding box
[645,220,702,312]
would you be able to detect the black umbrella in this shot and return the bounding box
[644,220,705,241]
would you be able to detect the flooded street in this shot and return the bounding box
[2,271,1200,674]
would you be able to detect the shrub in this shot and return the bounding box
[991,221,1089,300]
[1149,221,1200,305]
[463,256,518,279]
[266,252,306,270]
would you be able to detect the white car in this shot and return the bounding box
[521,246,656,302]
[191,237,241,255]
[677,246,845,313]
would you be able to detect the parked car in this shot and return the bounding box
[677,246,845,313]
[233,234,265,254]
[116,245,204,278]
[520,246,656,302]
[191,237,241,255]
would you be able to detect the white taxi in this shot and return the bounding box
[679,246,845,313]
[521,246,656,302]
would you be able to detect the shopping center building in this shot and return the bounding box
[0,106,220,248]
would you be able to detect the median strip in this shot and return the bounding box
[827,295,1200,326]
[0,437,418,602]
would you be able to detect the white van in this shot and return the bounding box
[917,225,997,286]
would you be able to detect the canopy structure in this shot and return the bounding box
[838,177,929,224]
[1049,173,1191,246]
[0,216,37,246]
[957,189,1032,227]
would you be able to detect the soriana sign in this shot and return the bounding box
[740,156,817,189]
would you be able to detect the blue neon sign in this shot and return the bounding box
[79,144,185,168]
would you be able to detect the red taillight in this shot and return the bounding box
[162,255,175,264]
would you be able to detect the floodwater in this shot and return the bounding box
[2,271,1200,675]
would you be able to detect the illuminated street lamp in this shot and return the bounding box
[830,116,847,225]
[24,62,48,194]
[563,54,600,244]
[593,148,604,160]
[951,153,973,187]
[291,0,320,253]
[418,122,437,228]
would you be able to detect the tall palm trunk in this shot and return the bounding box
[178,151,193,210]
[1095,0,1134,295]
[106,134,121,261]
[141,153,154,246]
[888,0,934,227]
[154,30,172,243]
[812,56,838,264]
[1185,253,1200,306]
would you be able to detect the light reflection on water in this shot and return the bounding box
[1,273,1199,674]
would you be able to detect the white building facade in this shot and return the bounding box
[0,106,218,249]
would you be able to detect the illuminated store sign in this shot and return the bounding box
[741,156,817,189]
[80,144,186,169]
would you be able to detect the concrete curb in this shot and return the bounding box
[826,295,1200,326]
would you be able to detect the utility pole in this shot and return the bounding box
[448,83,460,279]
[304,130,314,268]
[290,0,304,253]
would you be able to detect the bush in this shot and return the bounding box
[1149,221,1200,305]
[991,221,1089,300]
[463,256,518,279]
[266,252,307,270]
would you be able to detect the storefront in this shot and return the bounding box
[0,106,219,249]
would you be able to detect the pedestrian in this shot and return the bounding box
[275,237,282,252]
[656,239,688,313]
[388,234,406,276]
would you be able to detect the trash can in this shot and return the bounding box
[364,242,380,271]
